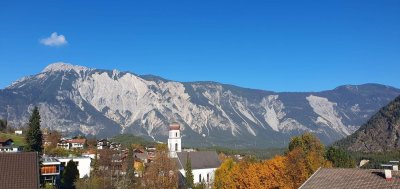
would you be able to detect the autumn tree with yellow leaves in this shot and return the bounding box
[213,133,332,189]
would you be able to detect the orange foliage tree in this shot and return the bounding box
[213,133,332,189]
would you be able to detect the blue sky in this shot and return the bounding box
[0,0,399,92]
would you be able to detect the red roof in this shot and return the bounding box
[69,139,86,144]
[169,122,180,130]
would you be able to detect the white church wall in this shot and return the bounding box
[179,168,217,184]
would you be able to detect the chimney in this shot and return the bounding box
[381,164,394,180]
[385,169,392,180]
[389,161,399,171]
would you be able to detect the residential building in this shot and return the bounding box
[0,145,22,152]
[0,152,40,189]
[41,156,61,186]
[0,138,13,146]
[56,138,86,150]
[70,138,86,149]
[82,149,97,159]
[146,146,156,162]
[14,130,23,135]
[97,139,110,149]
[133,148,149,163]
[57,139,71,150]
[56,156,91,178]
[110,142,122,151]
[0,138,22,152]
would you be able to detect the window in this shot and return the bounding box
[175,143,178,151]
[207,173,209,182]
[176,132,177,137]
[199,174,202,183]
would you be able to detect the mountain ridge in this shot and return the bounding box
[335,95,400,152]
[1,62,400,147]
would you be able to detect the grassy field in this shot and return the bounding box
[111,134,156,147]
[0,132,26,146]
[198,146,286,160]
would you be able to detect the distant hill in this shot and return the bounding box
[335,95,400,152]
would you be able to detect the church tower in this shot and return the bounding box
[168,122,181,158]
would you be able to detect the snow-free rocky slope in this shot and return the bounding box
[1,63,399,147]
[335,95,400,153]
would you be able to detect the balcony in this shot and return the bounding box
[41,165,60,175]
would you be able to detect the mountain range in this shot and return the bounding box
[1,63,399,147]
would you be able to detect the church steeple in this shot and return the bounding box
[168,122,181,158]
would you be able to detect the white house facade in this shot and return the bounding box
[179,168,217,184]
[56,156,91,178]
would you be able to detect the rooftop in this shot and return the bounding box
[56,156,92,160]
[176,151,221,170]
[69,139,86,144]
[42,156,60,163]
[300,168,400,189]
[170,122,180,130]
[0,152,40,189]
[0,138,13,143]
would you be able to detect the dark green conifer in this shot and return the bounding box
[185,153,194,188]
[25,106,43,153]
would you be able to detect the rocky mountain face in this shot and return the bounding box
[1,63,399,147]
[335,95,400,153]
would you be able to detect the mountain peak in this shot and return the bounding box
[42,62,92,73]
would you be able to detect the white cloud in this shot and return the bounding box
[40,32,68,47]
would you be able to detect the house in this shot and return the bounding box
[56,139,71,149]
[70,138,86,149]
[14,130,23,135]
[56,156,91,178]
[146,146,156,161]
[0,144,22,152]
[56,138,87,150]
[0,152,40,189]
[97,139,110,149]
[110,142,122,151]
[167,122,221,186]
[0,138,22,152]
[41,156,61,186]
[133,148,149,163]
[0,138,13,146]
[299,167,400,189]
[82,149,97,159]
[146,146,157,151]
